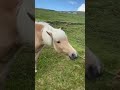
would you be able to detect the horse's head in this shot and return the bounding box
[46,28,78,60]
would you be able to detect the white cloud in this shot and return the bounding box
[77,3,85,12]
[69,1,77,5]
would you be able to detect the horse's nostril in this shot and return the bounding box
[69,53,77,60]
[72,53,75,57]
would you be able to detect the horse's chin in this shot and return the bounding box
[69,56,76,60]
[69,55,77,60]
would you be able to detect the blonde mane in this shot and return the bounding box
[36,22,67,46]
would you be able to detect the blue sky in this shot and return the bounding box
[35,0,85,11]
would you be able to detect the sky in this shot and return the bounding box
[35,0,85,11]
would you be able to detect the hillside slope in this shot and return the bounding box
[35,8,85,23]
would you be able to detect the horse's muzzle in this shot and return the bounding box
[69,53,78,60]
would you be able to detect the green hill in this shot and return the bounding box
[35,8,85,23]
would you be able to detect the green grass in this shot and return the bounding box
[35,9,85,90]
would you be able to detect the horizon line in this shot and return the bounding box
[35,8,85,12]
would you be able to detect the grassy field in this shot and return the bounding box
[86,0,120,90]
[35,9,85,90]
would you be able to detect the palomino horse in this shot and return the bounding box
[35,22,78,72]
[35,21,103,78]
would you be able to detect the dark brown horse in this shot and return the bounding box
[0,0,23,89]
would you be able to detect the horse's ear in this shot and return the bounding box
[46,31,53,38]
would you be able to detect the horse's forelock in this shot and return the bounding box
[53,29,67,41]
[40,22,67,45]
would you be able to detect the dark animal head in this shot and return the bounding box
[86,65,103,80]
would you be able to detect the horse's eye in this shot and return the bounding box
[57,41,60,43]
